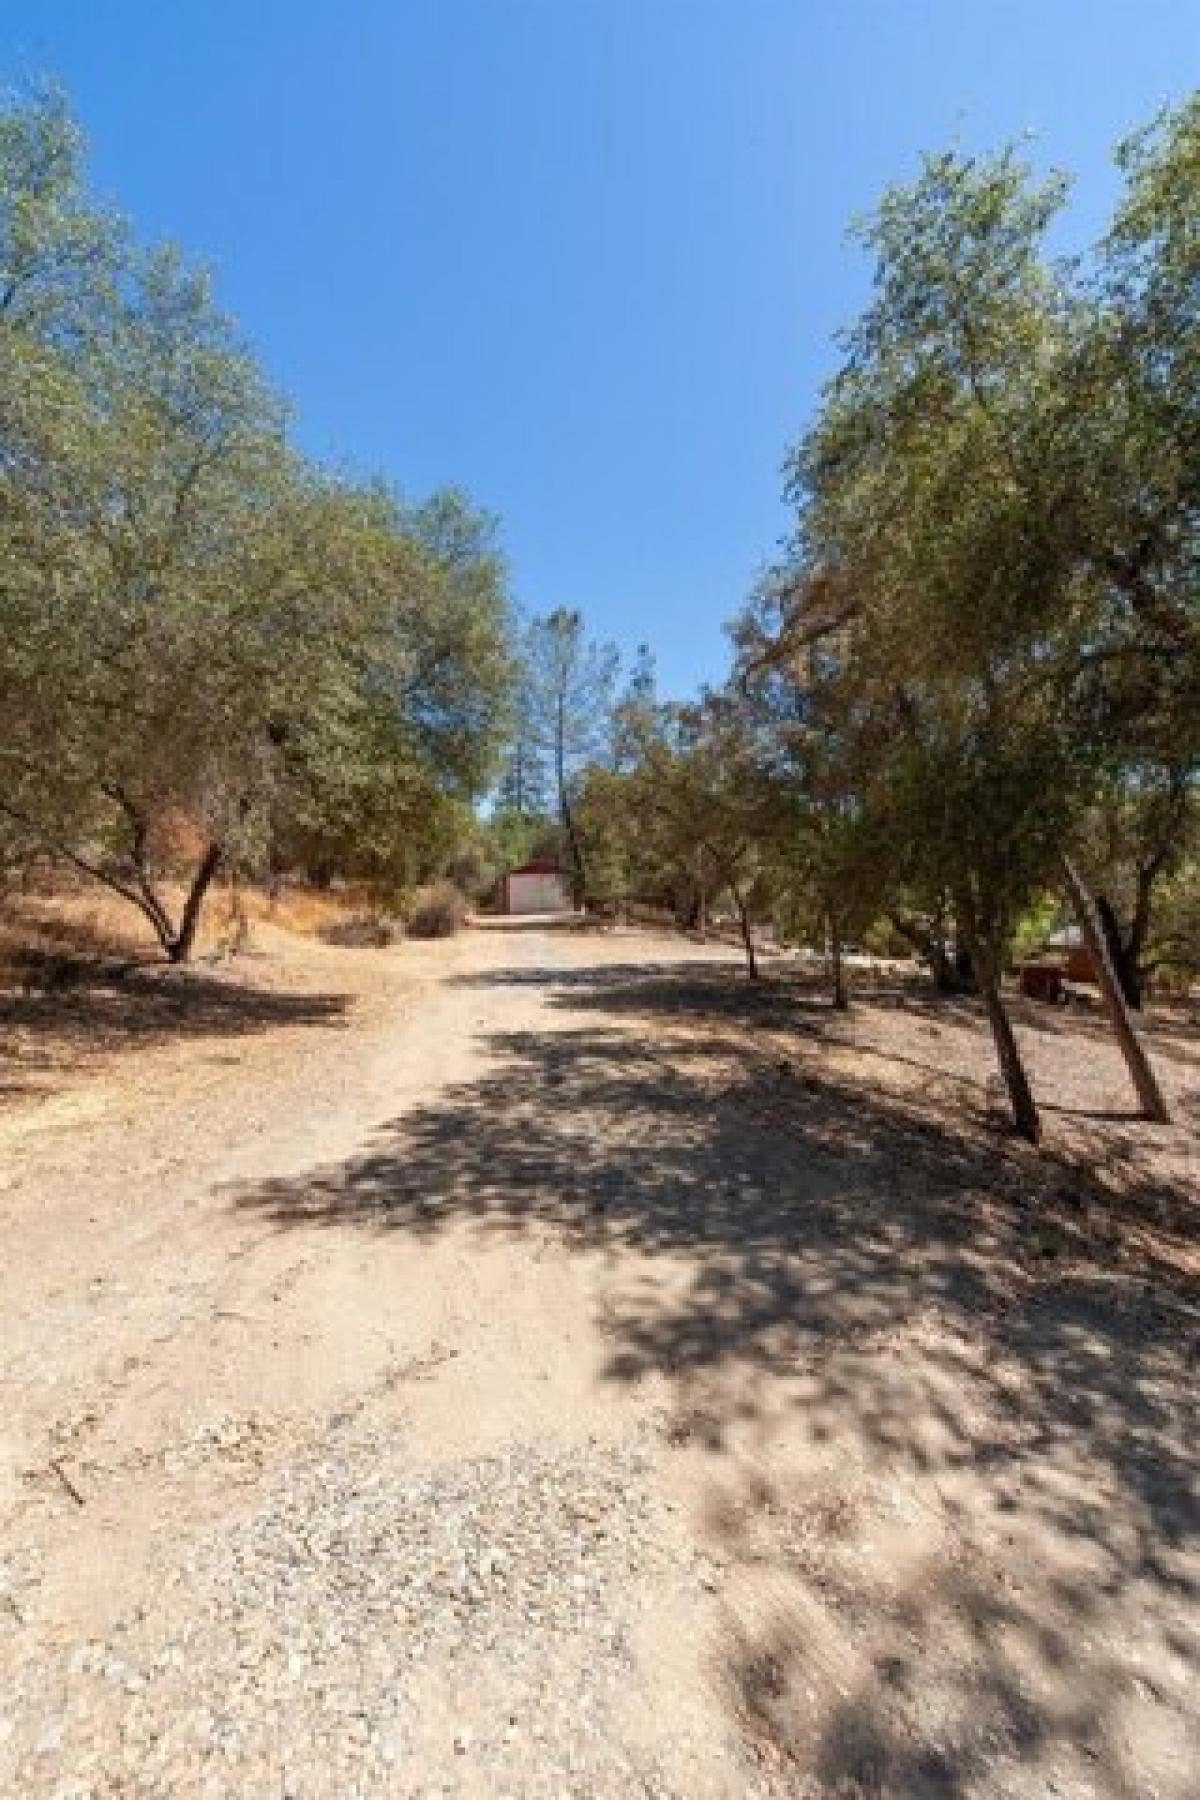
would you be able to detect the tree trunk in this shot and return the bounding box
[928,939,956,993]
[975,948,1041,1143]
[167,842,223,964]
[828,909,848,1010]
[555,708,587,905]
[0,793,220,967]
[560,790,587,905]
[1061,854,1169,1122]
[1095,894,1143,1009]
[227,865,249,953]
[734,888,758,980]
[891,911,956,992]
[1126,863,1157,1006]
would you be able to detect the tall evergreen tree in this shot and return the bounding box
[521,609,619,894]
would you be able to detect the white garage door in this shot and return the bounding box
[508,872,571,913]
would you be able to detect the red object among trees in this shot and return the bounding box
[1020,962,1065,1003]
[496,861,573,914]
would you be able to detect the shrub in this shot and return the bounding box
[320,912,401,947]
[405,881,469,939]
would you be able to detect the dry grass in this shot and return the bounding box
[237,880,382,941]
[0,886,154,986]
[0,875,380,1113]
[0,875,386,989]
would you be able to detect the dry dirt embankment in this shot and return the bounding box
[2,924,1197,1798]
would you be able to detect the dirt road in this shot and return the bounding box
[2,925,1196,1797]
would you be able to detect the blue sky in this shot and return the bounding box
[4,2,1197,695]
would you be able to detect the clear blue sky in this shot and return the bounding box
[4,2,1197,695]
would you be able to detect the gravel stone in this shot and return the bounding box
[2,1415,766,1797]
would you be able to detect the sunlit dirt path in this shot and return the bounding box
[2,925,1196,1797]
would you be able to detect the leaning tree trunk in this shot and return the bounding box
[167,842,223,964]
[1061,854,1169,1123]
[828,908,848,1010]
[974,944,1041,1143]
[1096,894,1143,1009]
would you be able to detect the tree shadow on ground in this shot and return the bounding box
[456,945,1198,1033]
[0,960,351,1102]
[229,956,1198,1798]
[458,952,1200,1100]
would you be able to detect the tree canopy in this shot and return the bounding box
[1,86,512,954]
[562,99,1197,1141]
[3,81,1195,1147]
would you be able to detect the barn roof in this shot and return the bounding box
[507,859,564,876]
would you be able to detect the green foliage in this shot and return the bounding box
[576,688,780,969]
[738,107,1198,1127]
[1151,857,1200,989]
[0,88,513,956]
[493,616,551,820]
[1010,894,1061,967]
[513,608,620,891]
[0,81,119,332]
[4,77,1195,1039]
